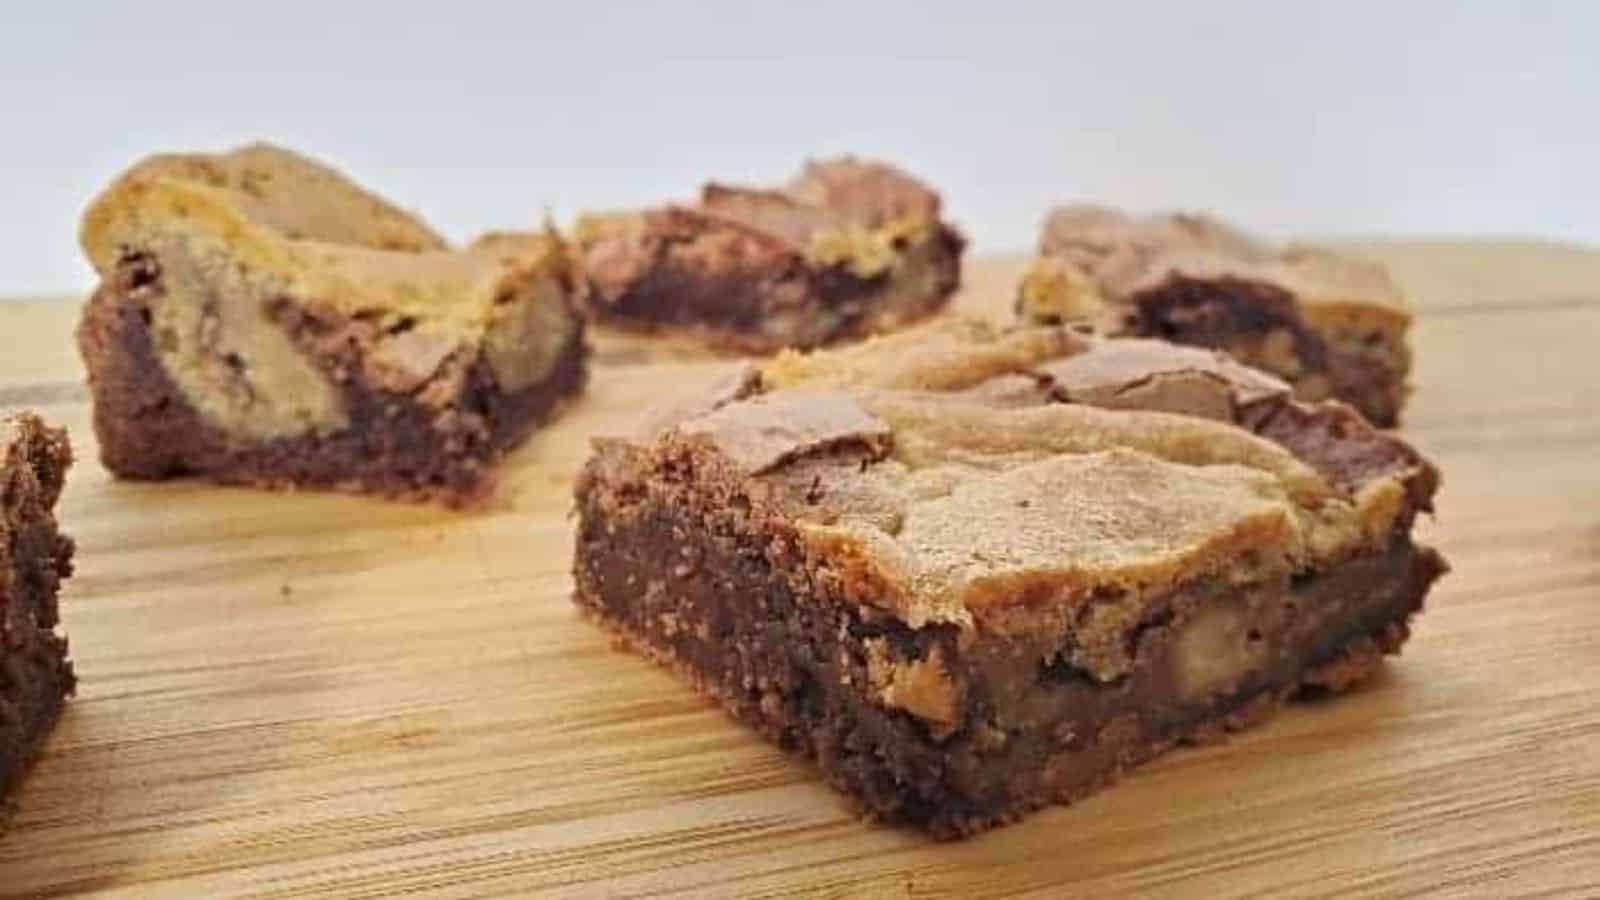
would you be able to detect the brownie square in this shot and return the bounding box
[576,157,965,353]
[573,319,1446,837]
[1016,205,1413,426]
[0,414,76,804]
[77,144,587,504]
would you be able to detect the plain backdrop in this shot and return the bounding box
[2,2,1596,296]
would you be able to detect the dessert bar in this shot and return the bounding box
[577,157,964,353]
[574,319,1445,836]
[78,144,587,504]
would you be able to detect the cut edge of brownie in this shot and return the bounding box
[77,250,589,506]
[0,414,77,809]
[572,322,1446,837]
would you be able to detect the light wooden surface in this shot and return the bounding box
[1,243,1597,899]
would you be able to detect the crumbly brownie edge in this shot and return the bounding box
[1127,275,1408,427]
[0,419,77,808]
[572,441,1446,838]
[77,258,587,505]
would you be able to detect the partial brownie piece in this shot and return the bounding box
[575,157,965,353]
[1016,205,1413,426]
[574,319,1445,837]
[78,144,587,504]
[0,414,76,805]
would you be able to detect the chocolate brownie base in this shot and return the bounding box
[0,416,77,805]
[78,253,587,505]
[575,439,1442,837]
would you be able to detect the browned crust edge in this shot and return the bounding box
[0,416,76,813]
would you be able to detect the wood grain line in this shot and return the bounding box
[1422,295,1600,317]
[0,380,88,407]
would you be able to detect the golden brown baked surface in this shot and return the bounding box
[614,319,1435,632]
[81,147,570,328]
[85,142,446,256]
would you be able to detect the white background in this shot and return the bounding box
[3,1,1596,296]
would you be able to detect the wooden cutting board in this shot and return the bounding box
[1,244,1597,898]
